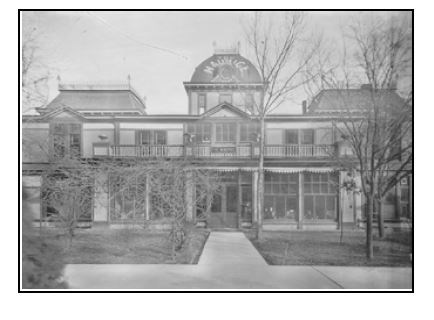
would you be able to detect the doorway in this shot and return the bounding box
[208,184,238,228]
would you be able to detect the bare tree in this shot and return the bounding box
[243,12,325,239]
[22,26,50,114]
[317,12,412,258]
[41,157,96,246]
[99,159,223,257]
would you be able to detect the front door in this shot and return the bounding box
[208,184,238,228]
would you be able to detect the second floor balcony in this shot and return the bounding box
[93,143,336,159]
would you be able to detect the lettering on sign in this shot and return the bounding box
[203,56,249,82]
[211,147,236,154]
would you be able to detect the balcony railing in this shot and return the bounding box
[94,144,335,159]
[264,144,335,158]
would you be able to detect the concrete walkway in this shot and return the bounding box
[63,232,412,290]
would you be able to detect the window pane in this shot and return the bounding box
[285,130,299,144]
[288,184,297,194]
[401,186,409,202]
[70,134,81,156]
[275,196,285,218]
[273,183,280,194]
[326,199,336,220]
[286,196,298,220]
[321,183,328,193]
[245,93,253,108]
[312,183,320,193]
[265,183,272,194]
[240,124,247,141]
[229,123,236,142]
[301,129,314,144]
[304,196,314,220]
[154,131,166,144]
[316,196,326,219]
[140,131,151,145]
[264,196,275,219]
[69,123,81,133]
[198,94,206,108]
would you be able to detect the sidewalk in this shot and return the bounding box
[63,232,412,290]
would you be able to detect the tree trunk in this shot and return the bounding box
[366,195,374,259]
[377,198,385,238]
[256,116,265,240]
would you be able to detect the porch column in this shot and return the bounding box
[408,175,413,220]
[253,170,258,223]
[145,174,150,221]
[185,170,194,222]
[298,172,304,229]
[237,170,242,228]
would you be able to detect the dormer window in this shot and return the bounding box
[219,93,232,104]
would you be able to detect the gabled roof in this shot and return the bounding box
[308,88,406,113]
[32,105,87,121]
[200,102,252,119]
[37,83,146,115]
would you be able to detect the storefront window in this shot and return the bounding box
[264,173,298,221]
[303,173,338,221]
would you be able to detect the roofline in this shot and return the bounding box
[183,82,265,92]
[56,82,147,113]
[22,112,363,122]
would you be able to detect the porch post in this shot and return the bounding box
[396,183,402,220]
[408,175,413,220]
[298,172,304,229]
[185,170,194,222]
[253,170,258,223]
[145,173,150,221]
[237,169,242,228]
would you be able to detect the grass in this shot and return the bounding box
[38,226,210,264]
[246,230,412,266]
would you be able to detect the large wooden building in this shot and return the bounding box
[22,47,412,230]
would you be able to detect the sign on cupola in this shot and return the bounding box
[203,56,250,83]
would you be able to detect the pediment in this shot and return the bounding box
[201,103,250,119]
[40,106,85,121]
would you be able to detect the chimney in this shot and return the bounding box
[302,100,307,114]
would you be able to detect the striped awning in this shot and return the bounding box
[190,167,337,173]
[264,167,337,173]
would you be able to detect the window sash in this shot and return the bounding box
[215,123,236,142]
[240,123,259,142]
[186,123,211,143]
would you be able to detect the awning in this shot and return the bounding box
[193,167,257,172]
[189,167,337,173]
[265,167,337,173]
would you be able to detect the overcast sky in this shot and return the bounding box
[22,11,399,115]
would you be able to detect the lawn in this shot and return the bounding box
[38,226,210,264]
[246,230,412,266]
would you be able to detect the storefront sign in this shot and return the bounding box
[211,147,236,154]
